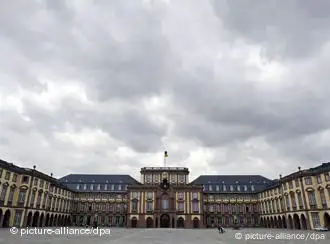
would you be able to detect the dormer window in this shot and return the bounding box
[111,184,115,190]
[97,184,101,190]
[223,185,226,191]
[230,185,233,191]
[104,184,107,190]
[118,185,122,190]
[90,184,94,190]
[209,185,212,191]
[77,184,80,190]
[83,184,87,190]
[237,185,240,191]
[216,185,219,191]
[251,185,255,191]
[244,185,247,191]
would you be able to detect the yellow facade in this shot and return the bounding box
[258,165,330,230]
[0,163,72,228]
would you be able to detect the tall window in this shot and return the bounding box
[311,213,320,228]
[295,179,299,188]
[308,191,316,206]
[297,192,303,208]
[192,192,198,199]
[147,202,153,211]
[316,175,322,184]
[178,202,184,211]
[192,202,199,212]
[14,212,22,226]
[147,192,153,200]
[319,190,327,206]
[8,188,15,203]
[162,199,169,210]
[132,201,137,212]
[178,192,184,200]
[0,185,8,201]
[5,171,11,180]
[18,191,26,203]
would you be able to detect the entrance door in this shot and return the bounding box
[193,217,199,228]
[160,214,170,228]
[131,217,137,228]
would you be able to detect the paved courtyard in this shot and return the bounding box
[0,228,329,244]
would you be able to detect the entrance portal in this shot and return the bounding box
[160,214,170,228]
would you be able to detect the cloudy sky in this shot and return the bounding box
[1,0,330,181]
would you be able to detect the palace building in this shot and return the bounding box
[0,158,329,230]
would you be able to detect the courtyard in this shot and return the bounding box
[0,228,329,244]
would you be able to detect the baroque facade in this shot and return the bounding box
[0,158,329,230]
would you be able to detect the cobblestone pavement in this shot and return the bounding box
[0,227,329,244]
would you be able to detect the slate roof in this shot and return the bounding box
[189,175,273,193]
[59,174,139,184]
[59,174,141,192]
[190,175,272,185]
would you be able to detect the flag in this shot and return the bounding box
[164,151,168,157]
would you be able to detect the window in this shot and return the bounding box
[132,201,138,212]
[147,202,153,211]
[90,184,93,190]
[22,176,29,184]
[132,192,138,199]
[216,185,219,191]
[305,177,312,185]
[18,191,26,203]
[147,192,153,200]
[97,184,101,190]
[104,184,107,190]
[244,185,247,191]
[178,202,184,211]
[289,181,294,189]
[12,174,17,182]
[8,188,14,202]
[237,185,240,191]
[311,213,320,228]
[251,185,255,191]
[5,171,11,180]
[297,192,303,208]
[230,185,233,191]
[209,205,214,212]
[308,191,316,205]
[14,212,22,226]
[162,199,169,210]
[178,192,184,200]
[76,184,80,190]
[325,172,330,182]
[145,174,151,183]
[0,185,8,201]
[283,182,287,190]
[316,175,322,184]
[30,191,35,206]
[111,184,115,190]
[192,192,198,199]
[319,190,327,206]
[39,180,44,188]
[223,185,226,191]
[179,175,185,183]
[33,178,38,186]
[209,185,212,191]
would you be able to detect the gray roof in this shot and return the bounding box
[190,175,272,185]
[190,175,272,193]
[59,174,140,192]
[59,174,139,184]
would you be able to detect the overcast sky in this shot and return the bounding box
[1,0,330,182]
